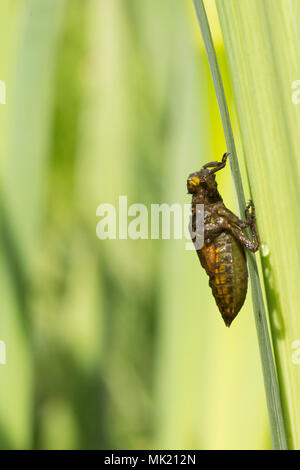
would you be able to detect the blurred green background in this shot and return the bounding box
[0,0,270,449]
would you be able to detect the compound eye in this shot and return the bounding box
[187,175,200,187]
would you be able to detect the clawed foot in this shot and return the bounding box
[245,200,255,220]
[222,152,230,165]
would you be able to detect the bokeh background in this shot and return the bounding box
[0,0,270,449]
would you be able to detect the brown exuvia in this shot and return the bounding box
[187,153,260,327]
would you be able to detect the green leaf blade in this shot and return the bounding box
[193,0,288,449]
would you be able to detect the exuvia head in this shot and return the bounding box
[187,152,230,194]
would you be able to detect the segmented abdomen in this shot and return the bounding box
[198,232,248,326]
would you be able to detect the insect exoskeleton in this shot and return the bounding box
[187,152,260,327]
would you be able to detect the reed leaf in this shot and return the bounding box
[193,0,288,449]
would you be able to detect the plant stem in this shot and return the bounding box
[192,0,287,450]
